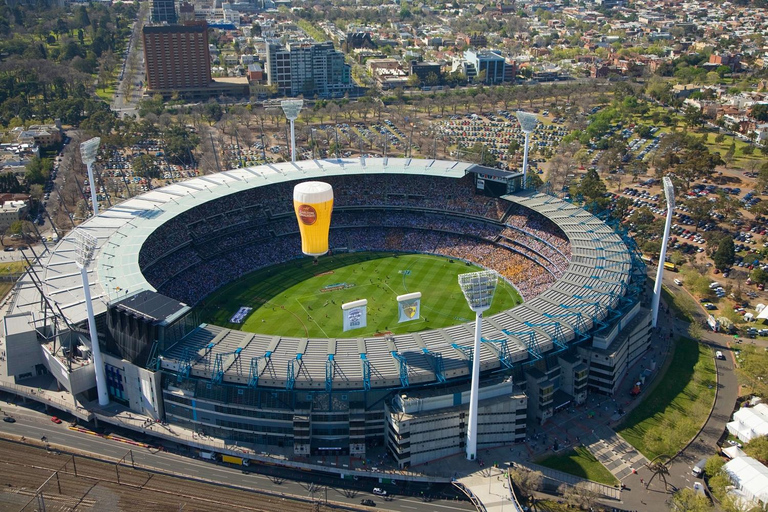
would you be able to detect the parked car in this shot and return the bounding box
[716,351,725,360]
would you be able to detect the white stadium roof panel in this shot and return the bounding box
[14,163,637,389]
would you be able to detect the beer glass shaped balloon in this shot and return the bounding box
[293,181,334,259]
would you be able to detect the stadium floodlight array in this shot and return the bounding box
[651,176,675,327]
[515,111,538,190]
[458,270,499,461]
[281,100,304,163]
[80,137,101,216]
[72,228,109,406]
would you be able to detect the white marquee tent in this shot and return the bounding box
[724,457,768,507]
[727,403,768,443]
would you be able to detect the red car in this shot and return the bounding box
[50,416,62,424]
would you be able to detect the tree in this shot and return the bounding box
[751,103,768,122]
[509,468,542,507]
[744,435,768,464]
[132,154,160,179]
[0,173,23,193]
[684,197,712,231]
[757,162,768,193]
[671,488,713,512]
[25,157,52,185]
[751,268,768,286]
[683,105,704,129]
[712,236,735,270]
[577,168,607,203]
[561,482,598,511]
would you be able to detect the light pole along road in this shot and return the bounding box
[0,402,473,512]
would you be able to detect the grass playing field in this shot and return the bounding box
[195,252,522,338]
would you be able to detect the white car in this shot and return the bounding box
[372,488,387,496]
[674,279,683,286]
[716,351,725,360]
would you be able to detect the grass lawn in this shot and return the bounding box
[537,446,618,486]
[195,252,521,338]
[699,131,763,169]
[0,260,27,300]
[617,337,716,460]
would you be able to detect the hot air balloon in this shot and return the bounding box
[293,181,334,258]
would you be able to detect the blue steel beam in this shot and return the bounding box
[481,338,514,368]
[248,352,271,388]
[326,354,335,392]
[360,354,371,390]
[524,321,566,349]
[451,343,474,369]
[501,329,541,360]
[212,347,243,384]
[177,348,192,383]
[422,348,446,383]
[391,351,409,387]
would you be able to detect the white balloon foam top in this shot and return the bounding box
[293,181,334,203]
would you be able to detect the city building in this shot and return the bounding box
[463,50,507,84]
[16,122,62,148]
[410,61,442,84]
[265,41,352,97]
[385,380,527,468]
[0,200,28,231]
[143,23,212,96]
[150,0,178,24]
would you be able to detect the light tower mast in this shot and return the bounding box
[515,111,538,190]
[458,270,499,460]
[80,137,101,216]
[281,100,303,163]
[651,177,675,327]
[73,229,109,406]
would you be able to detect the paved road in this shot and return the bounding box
[0,401,472,512]
[615,273,740,510]
[112,4,148,118]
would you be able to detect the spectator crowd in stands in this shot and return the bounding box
[138,174,574,306]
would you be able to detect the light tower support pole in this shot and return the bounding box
[522,131,531,189]
[73,229,109,406]
[652,177,675,327]
[281,100,303,163]
[516,112,538,191]
[80,138,101,216]
[458,270,498,461]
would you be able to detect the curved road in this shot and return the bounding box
[617,274,740,510]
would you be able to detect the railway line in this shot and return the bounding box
[0,439,339,512]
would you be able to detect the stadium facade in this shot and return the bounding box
[2,158,650,468]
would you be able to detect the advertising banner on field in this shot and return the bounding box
[397,292,421,323]
[342,299,368,331]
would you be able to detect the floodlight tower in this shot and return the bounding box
[458,270,499,461]
[80,137,101,216]
[515,111,538,190]
[73,229,109,406]
[281,100,303,163]
[651,177,675,328]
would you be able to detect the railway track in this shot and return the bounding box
[0,439,337,512]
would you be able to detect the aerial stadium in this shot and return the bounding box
[2,157,651,469]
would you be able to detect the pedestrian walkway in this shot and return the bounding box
[457,468,524,512]
[513,461,621,500]
[582,425,648,481]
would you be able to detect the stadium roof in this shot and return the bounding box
[112,290,190,326]
[10,158,474,327]
[11,158,636,391]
